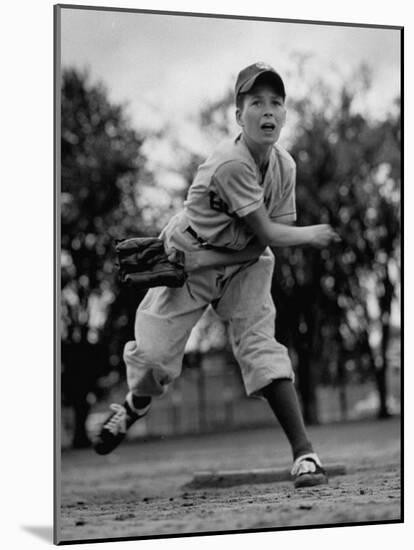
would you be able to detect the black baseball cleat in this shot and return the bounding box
[291,453,328,488]
[93,398,151,455]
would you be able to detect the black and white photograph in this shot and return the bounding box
[54,4,402,545]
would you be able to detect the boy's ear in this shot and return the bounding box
[235,108,243,127]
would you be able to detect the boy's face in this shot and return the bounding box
[236,83,286,147]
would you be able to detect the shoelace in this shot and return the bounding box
[104,404,127,435]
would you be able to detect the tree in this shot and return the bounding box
[61,68,145,447]
[273,69,400,422]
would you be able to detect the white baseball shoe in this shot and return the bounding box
[291,453,328,488]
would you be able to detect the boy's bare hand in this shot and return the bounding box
[308,224,341,247]
[166,246,183,264]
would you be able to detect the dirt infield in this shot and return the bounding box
[59,417,401,543]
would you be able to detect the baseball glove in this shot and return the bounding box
[115,237,187,289]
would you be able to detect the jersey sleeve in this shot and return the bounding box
[212,160,263,218]
[269,163,297,224]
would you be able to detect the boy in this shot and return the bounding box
[94,62,340,488]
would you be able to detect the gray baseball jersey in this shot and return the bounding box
[183,133,297,250]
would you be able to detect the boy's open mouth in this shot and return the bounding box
[261,122,276,131]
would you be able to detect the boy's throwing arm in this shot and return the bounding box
[243,205,340,248]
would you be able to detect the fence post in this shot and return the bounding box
[170,386,182,435]
[337,356,348,421]
[223,382,234,427]
[197,357,207,433]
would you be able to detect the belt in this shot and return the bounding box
[185,226,233,253]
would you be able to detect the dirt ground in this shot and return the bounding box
[58,417,401,543]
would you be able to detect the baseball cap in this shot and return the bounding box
[235,62,285,99]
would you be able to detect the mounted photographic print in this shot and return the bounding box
[54,4,403,545]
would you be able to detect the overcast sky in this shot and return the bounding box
[60,7,400,133]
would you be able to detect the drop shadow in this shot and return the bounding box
[21,526,54,543]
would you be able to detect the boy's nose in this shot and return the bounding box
[264,104,276,115]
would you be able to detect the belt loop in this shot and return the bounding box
[186,226,212,249]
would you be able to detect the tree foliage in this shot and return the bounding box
[61,68,145,447]
[274,74,400,422]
